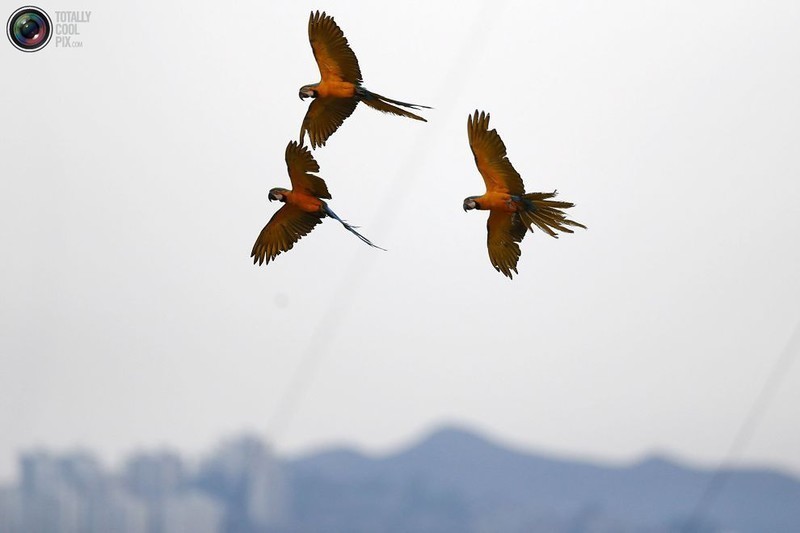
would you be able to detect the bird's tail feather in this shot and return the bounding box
[323,204,387,251]
[360,89,429,122]
[518,190,586,238]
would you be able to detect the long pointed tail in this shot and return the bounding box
[518,190,586,238]
[359,89,430,122]
[323,204,387,251]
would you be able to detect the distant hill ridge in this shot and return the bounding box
[286,425,800,533]
[3,426,799,532]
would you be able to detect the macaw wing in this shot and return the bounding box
[251,204,323,266]
[486,210,528,279]
[308,11,362,84]
[285,141,331,199]
[300,96,358,149]
[468,110,525,196]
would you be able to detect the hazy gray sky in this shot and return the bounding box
[2,0,799,482]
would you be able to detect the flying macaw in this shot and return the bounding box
[463,110,586,278]
[251,141,384,266]
[298,11,430,149]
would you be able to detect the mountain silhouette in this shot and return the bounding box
[286,425,800,533]
[4,427,799,532]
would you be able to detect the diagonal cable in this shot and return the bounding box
[266,1,511,443]
[685,318,800,529]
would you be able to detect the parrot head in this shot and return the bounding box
[463,196,480,211]
[299,85,318,100]
[268,188,289,202]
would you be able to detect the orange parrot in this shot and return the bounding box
[251,141,384,266]
[463,110,586,278]
[298,11,430,149]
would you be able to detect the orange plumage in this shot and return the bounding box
[463,110,586,278]
[251,141,383,266]
[297,11,430,149]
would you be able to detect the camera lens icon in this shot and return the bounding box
[7,6,52,52]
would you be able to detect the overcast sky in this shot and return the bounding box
[1,0,799,483]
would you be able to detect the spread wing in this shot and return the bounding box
[299,96,359,149]
[251,204,323,266]
[285,141,331,199]
[468,110,525,196]
[487,210,528,279]
[308,11,362,84]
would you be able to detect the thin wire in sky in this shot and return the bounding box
[685,318,800,529]
[266,1,511,443]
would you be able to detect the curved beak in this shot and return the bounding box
[299,92,308,101]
